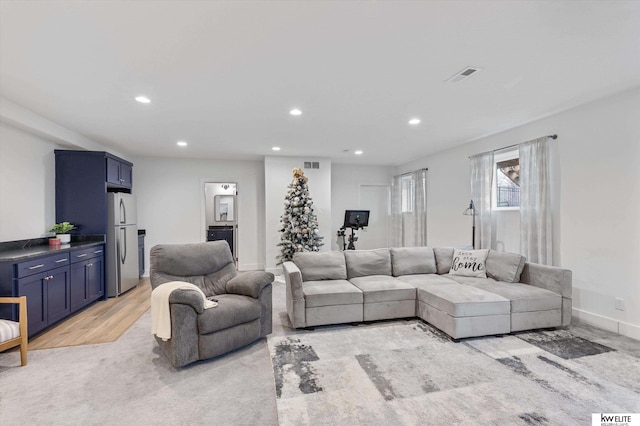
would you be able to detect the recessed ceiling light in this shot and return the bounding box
[289,108,302,116]
[408,118,421,125]
[177,141,187,147]
[272,146,281,151]
[135,96,151,104]
[354,150,363,155]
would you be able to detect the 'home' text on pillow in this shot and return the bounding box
[449,249,489,278]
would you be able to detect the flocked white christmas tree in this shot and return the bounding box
[277,168,324,264]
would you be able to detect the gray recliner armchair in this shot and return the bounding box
[150,241,273,367]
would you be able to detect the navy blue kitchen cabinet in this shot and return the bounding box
[43,266,72,324]
[17,272,48,335]
[0,240,105,338]
[207,226,234,254]
[70,245,105,312]
[138,232,145,278]
[15,259,71,337]
[55,150,133,235]
[106,157,133,188]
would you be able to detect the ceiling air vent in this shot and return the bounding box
[446,66,483,83]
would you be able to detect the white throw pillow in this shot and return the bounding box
[449,249,489,278]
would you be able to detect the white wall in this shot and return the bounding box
[0,123,59,240]
[133,156,265,273]
[331,164,395,250]
[264,156,332,273]
[397,87,640,340]
[0,98,124,242]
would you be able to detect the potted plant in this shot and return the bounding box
[49,222,76,244]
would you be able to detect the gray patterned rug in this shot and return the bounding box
[268,319,640,425]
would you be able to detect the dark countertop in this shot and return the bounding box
[0,235,106,262]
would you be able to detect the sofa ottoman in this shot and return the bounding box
[412,279,511,339]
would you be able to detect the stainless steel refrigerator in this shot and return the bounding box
[107,192,139,297]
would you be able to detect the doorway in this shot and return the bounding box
[204,182,238,263]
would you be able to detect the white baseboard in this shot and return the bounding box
[266,266,283,276]
[571,308,618,333]
[619,321,640,341]
[572,308,640,341]
[238,263,265,271]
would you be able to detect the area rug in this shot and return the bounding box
[0,311,279,425]
[268,319,640,425]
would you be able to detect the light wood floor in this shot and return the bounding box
[28,277,151,350]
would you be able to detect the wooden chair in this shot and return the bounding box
[0,296,28,366]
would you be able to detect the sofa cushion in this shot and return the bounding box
[344,249,391,279]
[449,249,489,278]
[349,275,416,303]
[449,276,562,313]
[433,247,455,275]
[302,279,363,307]
[293,251,347,281]
[197,294,262,334]
[390,247,437,276]
[396,273,459,289]
[486,250,526,283]
[416,281,510,317]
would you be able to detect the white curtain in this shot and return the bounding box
[407,169,428,246]
[470,152,494,249]
[520,136,552,265]
[389,175,403,247]
[389,169,427,247]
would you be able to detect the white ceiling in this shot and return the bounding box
[1,0,639,166]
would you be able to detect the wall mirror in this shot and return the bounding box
[214,194,235,222]
[205,183,237,227]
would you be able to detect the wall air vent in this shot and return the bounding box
[303,161,320,169]
[446,66,483,83]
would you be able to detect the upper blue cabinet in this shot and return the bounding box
[55,150,134,235]
[106,156,133,189]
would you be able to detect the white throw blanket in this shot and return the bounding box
[151,281,217,341]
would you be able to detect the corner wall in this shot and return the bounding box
[0,123,58,240]
[264,157,332,274]
[331,163,395,251]
[397,87,640,340]
[0,97,121,242]
[133,156,265,273]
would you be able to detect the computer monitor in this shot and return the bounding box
[343,210,370,228]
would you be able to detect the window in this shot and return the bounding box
[493,149,520,209]
[400,174,414,212]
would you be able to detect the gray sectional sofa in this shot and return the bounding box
[282,247,571,339]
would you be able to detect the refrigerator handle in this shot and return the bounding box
[120,198,126,224]
[120,228,127,264]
